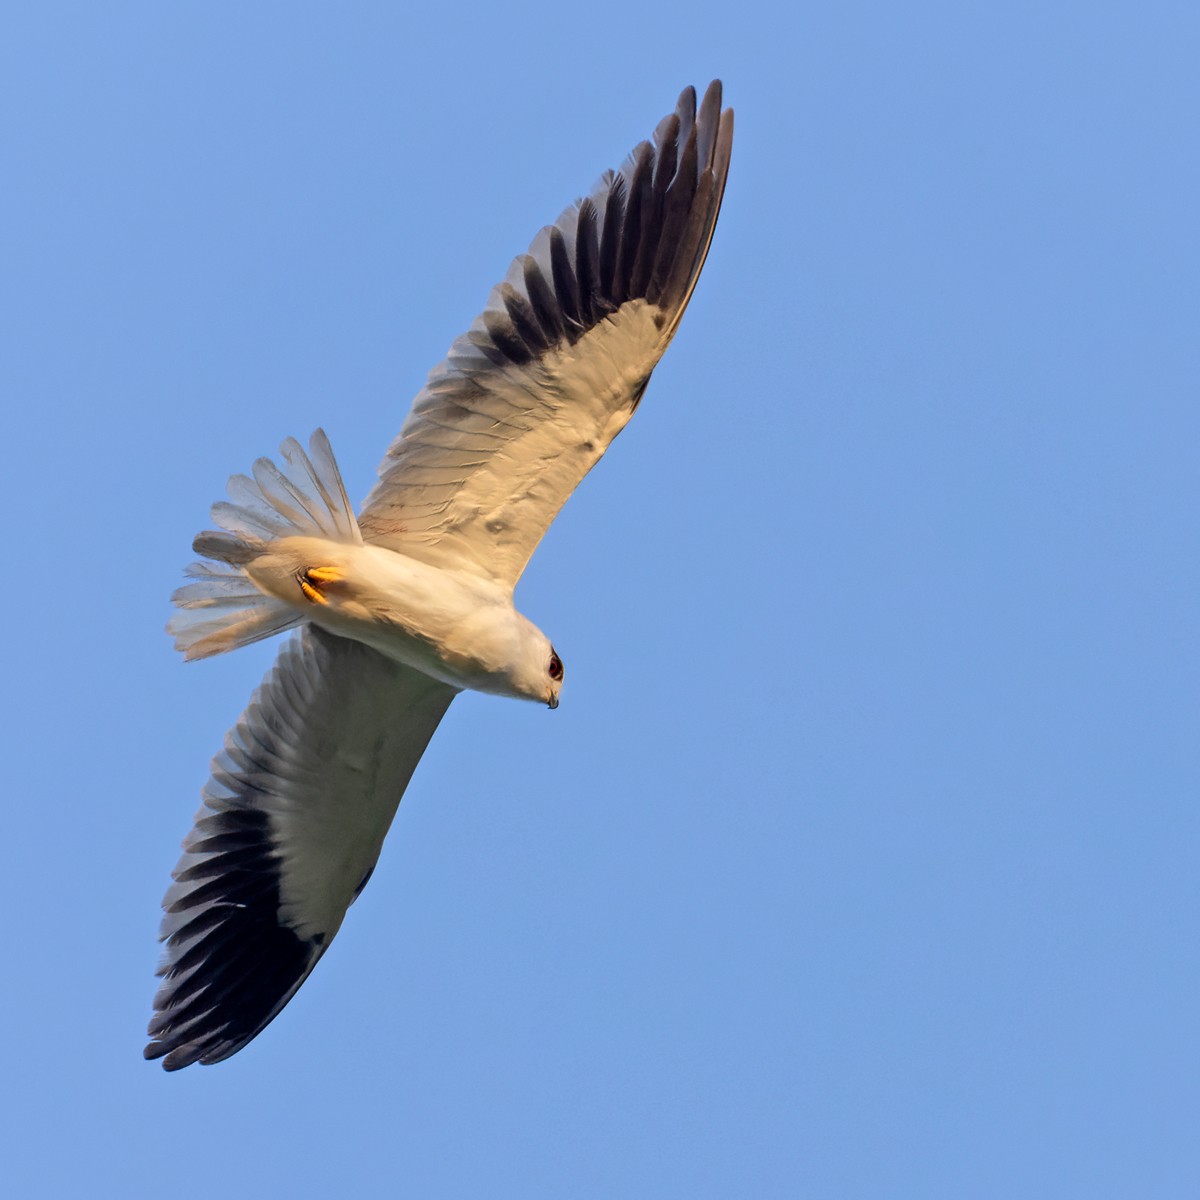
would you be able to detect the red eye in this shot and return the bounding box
[548,651,564,681]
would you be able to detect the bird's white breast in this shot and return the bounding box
[248,537,528,695]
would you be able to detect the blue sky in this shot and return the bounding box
[4,2,1197,1196]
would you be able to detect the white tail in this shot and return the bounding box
[168,430,362,661]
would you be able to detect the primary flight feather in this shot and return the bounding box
[148,81,733,1070]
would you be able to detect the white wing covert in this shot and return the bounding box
[146,627,456,1070]
[359,80,734,586]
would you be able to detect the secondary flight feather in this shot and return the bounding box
[148,81,734,1069]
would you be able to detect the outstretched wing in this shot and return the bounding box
[358,80,734,587]
[146,627,456,1070]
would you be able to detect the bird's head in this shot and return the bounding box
[463,611,565,709]
[508,620,565,710]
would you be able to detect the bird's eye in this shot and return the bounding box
[548,651,564,681]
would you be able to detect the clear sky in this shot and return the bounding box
[4,2,1197,1196]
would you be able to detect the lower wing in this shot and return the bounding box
[146,626,457,1070]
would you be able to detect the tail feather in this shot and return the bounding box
[168,567,301,660]
[286,430,358,540]
[169,429,360,661]
[212,491,282,542]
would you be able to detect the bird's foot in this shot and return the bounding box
[297,565,344,606]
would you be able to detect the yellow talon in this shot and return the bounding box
[305,565,344,584]
[298,576,329,605]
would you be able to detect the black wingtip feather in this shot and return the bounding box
[457,82,730,369]
[522,255,565,342]
[648,121,699,305]
[463,328,514,368]
[575,198,601,326]
[657,168,717,318]
[612,142,654,305]
[675,85,697,144]
[627,179,665,301]
[500,282,553,354]
[696,79,723,171]
[146,803,322,1070]
[548,226,583,334]
[652,113,680,189]
[597,174,626,298]
[481,309,536,364]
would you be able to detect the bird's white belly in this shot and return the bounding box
[247,538,522,694]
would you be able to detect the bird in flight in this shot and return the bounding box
[147,81,734,1069]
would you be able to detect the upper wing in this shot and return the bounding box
[146,626,457,1070]
[358,80,734,587]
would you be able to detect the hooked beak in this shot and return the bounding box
[547,694,559,710]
